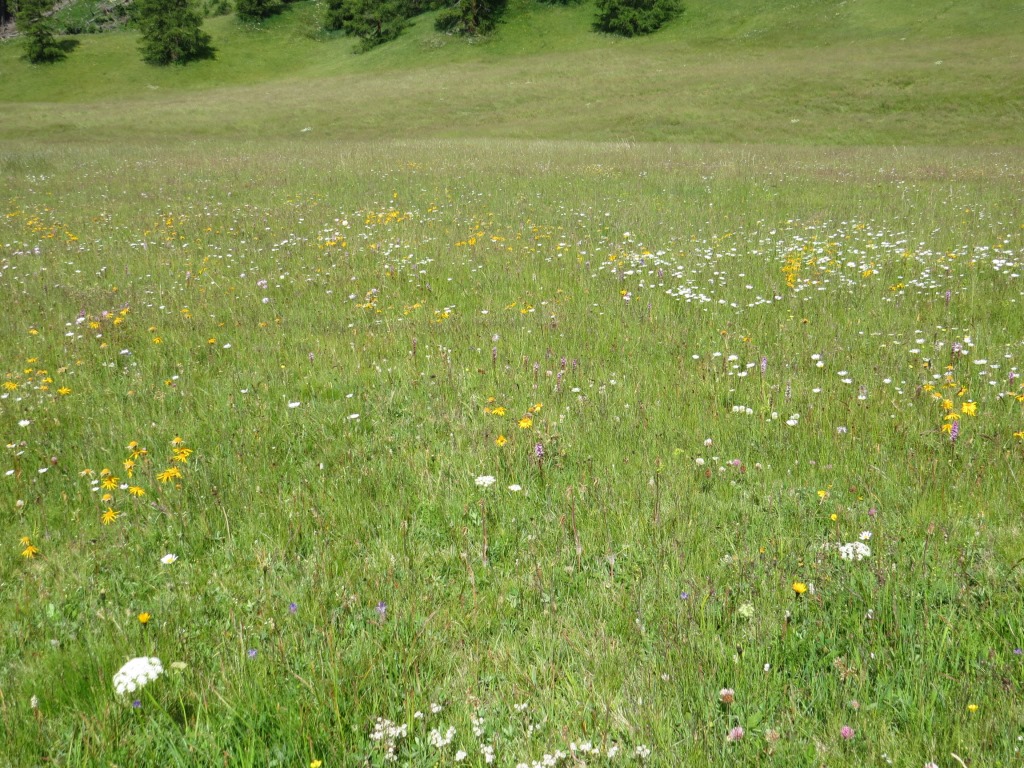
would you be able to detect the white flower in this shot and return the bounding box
[348,413,360,420]
[859,531,872,541]
[475,475,496,488]
[455,751,467,762]
[695,457,705,466]
[508,484,522,492]
[18,420,30,428]
[160,554,178,565]
[287,401,301,408]
[113,656,163,696]
[839,542,872,561]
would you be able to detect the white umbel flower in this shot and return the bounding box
[475,475,496,488]
[113,657,163,696]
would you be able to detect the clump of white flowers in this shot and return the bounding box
[839,542,872,561]
[475,475,496,488]
[113,656,163,696]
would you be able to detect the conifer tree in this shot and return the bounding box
[324,0,408,50]
[236,0,284,23]
[434,0,506,36]
[17,0,66,63]
[593,0,679,37]
[136,0,214,64]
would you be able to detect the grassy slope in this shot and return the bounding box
[0,0,1023,143]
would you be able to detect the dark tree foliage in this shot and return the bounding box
[236,0,284,23]
[594,0,679,36]
[324,0,408,50]
[17,0,66,63]
[433,0,506,36]
[136,0,214,64]
[1,0,13,25]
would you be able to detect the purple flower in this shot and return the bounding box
[247,649,258,659]
[1014,648,1022,656]
[534,442,545,460]
[949,419,960,443]
[867,507,877,518]
[680,592,690,600]
[132,699,142,709]
[840,725,854,741]
[288,602,298,614]
[376,601,387,621]
[726,726,744,742]
[760,356,767,374]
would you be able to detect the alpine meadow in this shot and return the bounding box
[2,0,1024,766]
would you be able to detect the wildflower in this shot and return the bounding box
[57,387,71,395]
[160,553,178,565]
[961,401,977,416]
[967,703,978,713]
[376,601,387,621]
[248,649,258,659]
[949,419,960,442]
[840,725,854,740]
[289,602,298,613]
[534,442,545,460]
[18,419,30,427]
[508,484,522,492]
[518,416,533,429]
[128,486,145,497]
[792,582,808,595]
[170,436,185,446]
[137,612,151,625]
[490,406,507,416]
[157,467,182,483]
[101,476,119,490]
[101,508,119,525]
[726,726,745,742]
[719,688,735,704]
[113,656,163,696]
[839,542,871,561]
[495,435,507,447]
[21,541,40,558]
[475,475,496,488]
[860,531,872,541]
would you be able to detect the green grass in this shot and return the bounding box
[1,139,1023,766]
[1,0,1023,143]
[1,0,1023,764]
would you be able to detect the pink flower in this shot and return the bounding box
[840,725,855,740]
[726,726,744,742]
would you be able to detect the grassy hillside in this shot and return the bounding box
[1,0,1023,143]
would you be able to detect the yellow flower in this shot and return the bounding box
[152,337,162,344]
[528,403,543,414]
[79,468,95,477]
[126,441,138,450]
[940,398,953,412]
[490,406,506,417]
[171,447,192,462]
[495,435,507,447]
[1014,430,1024,440]
[101,493,114,503]
[22,543,40,558]
[57,387,71,396]
[967,703,978,713]
[101,508,119,525]
[138,612,151,625]
[157,467,182,483]
[3,381,17,391]
[99,468,112,477]
[792,582,808,595]
[101,476,119,490]
[518,416,533,429]
[830,513,838,522]
[170,436,185,447]
[817,490,829,501]
[961,402,977,417]
[310,761,322,768]
[207,338,216,345]
[128,486,146,497]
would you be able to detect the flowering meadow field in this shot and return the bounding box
[1,140,1023,766]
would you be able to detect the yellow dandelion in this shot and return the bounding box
[101,508,119,525]
[490,406,507,417]
[967,704,978,713]
[528,402,543,413]
[495,435,507,447]
[57,387,71,396]
[137,612,151,625]
[792,582,808,595]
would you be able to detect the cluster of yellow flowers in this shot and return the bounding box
[79,437,192,526]
[484,399,543,445]
[922,373,977,436]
